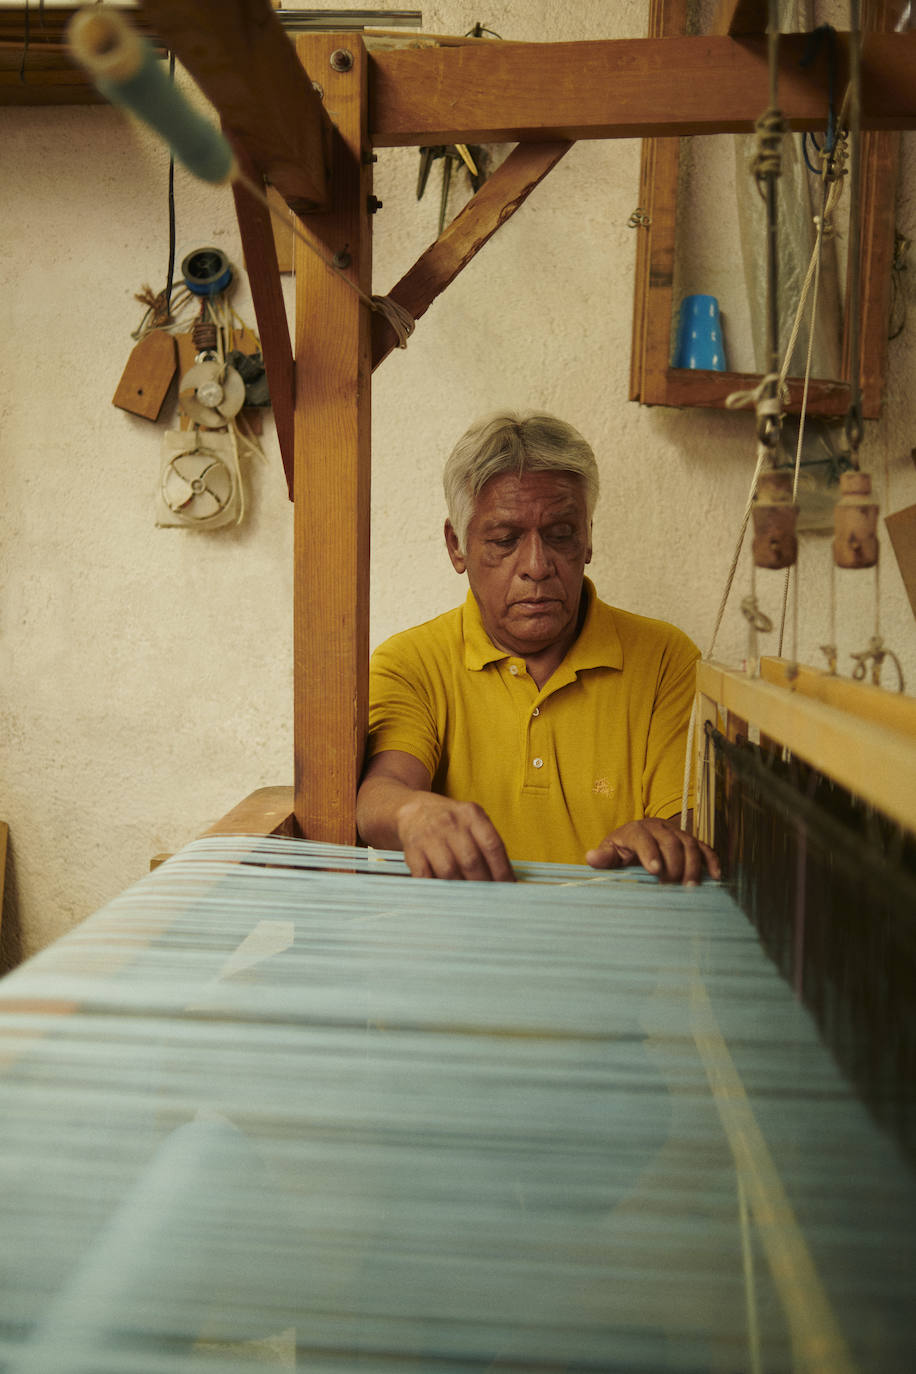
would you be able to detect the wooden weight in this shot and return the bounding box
[752,471,798,570]
[833,471,879,569]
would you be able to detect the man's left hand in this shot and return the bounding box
[585,818,721,886]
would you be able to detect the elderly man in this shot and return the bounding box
[357,412,719,885]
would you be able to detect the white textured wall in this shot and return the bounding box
[1,0,914,963]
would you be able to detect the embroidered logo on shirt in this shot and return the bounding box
[593,777,615,797]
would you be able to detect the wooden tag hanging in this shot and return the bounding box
[112,330,177,421]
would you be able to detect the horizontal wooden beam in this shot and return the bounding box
[369,31,916,146]
[372,140,571,369]
[696,661,916,835]
[138,0,332,213]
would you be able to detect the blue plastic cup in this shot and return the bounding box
[673,294,726,371]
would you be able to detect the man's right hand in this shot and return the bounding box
[396,791,515,882]
[356,750,515,882]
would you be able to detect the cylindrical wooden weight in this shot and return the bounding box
[752,471,798,570]
[833,471,879,569]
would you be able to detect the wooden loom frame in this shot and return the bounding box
[124,0,916,847]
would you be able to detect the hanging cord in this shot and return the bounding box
[776,132,848,657]
[234,167,415,349]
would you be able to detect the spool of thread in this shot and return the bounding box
[67,6,235,185]
[833,470,879,569]
[182,247,233,297]
[752,471,798,570]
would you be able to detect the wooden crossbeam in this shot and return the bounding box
[372,140,572,370]
[369,32,916,146]
[292,34,372,845]
[138,0,331,213]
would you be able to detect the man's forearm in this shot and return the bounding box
[355,775,419,851]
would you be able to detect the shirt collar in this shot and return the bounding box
[461,578,623,676]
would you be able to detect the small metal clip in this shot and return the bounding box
[627,208,652,228]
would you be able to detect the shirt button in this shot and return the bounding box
[532,706,540,717]
[509,664,519,676]
[532,757,544,769]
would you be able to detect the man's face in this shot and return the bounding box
[445,470,592,659]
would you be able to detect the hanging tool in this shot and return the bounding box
[417,144,487,236]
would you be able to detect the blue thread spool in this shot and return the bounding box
[182,248,233,297]
[673,294,727,371]
[67,7,235,186]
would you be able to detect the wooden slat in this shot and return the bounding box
[759,657,916,738]
[368,32,916,147]
[293,34,372,845]
[230,140,296,499]
[696,661,916,834]
[138,0,332,213]
[372,140,572,370]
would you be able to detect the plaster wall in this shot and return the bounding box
[1,0,914,964]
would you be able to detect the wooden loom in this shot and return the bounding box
[71,0,911,851]
[1,2,916,1369]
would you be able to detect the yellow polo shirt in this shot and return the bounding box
[366,580,699,865]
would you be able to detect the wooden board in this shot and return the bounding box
[111,329,176,421]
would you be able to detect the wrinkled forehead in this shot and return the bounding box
[471,470,588,524]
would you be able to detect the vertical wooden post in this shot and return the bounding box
[293,34,372,842]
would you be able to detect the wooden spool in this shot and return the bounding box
[833,471,879,569]
[752,471,798,570]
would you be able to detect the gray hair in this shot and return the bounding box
[443,411,599,553]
